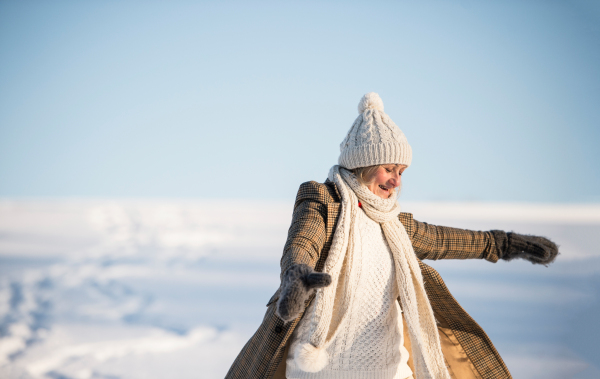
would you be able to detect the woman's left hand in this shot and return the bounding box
[492,230,559,266]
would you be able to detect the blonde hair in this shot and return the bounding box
[352,165,382,186]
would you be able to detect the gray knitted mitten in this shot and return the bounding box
[492,230,559,266]
[275,264,332,323]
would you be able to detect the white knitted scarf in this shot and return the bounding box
[293,166,451,379]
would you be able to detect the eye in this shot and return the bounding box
[385,168,391,173]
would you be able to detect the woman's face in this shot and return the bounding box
[366,164,406,199]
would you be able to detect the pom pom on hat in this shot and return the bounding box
[294,343,329,373]
[357,92,384,114]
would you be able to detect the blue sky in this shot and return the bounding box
[1,0,599,202]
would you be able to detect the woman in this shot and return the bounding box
[225,93,558,379]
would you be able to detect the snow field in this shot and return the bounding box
[0,199,599,378]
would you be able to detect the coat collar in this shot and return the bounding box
[324,179,341,203]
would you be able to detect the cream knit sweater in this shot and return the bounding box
[286,209,413,379]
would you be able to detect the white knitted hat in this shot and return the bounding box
[338,92,412,169]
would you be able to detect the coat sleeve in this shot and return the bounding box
[280,184,329,279]
[399,212,501,262]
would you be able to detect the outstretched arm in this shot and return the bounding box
[403,214,500,261]
[401,213,558,264]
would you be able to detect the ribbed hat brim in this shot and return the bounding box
[338,141,412,170]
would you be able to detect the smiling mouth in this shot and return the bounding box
[378,185,389,192]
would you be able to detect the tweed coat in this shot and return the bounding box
[225,180,512,379]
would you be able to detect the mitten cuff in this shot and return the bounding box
[491,230,509,260]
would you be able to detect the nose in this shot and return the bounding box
[389,172,401,188]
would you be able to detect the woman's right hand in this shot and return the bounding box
[275,264,331,323]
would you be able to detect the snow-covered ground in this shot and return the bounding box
[0,199,599,379]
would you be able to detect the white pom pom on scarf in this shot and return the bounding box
[357,92,384,114]
[294,343,329,373]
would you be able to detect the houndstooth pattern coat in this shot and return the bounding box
[225,180,512,379]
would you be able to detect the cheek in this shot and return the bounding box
[375,173,388,184]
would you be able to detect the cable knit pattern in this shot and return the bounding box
[286,210,412,379]
[289,166,451,379]
[338,93,412,170]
